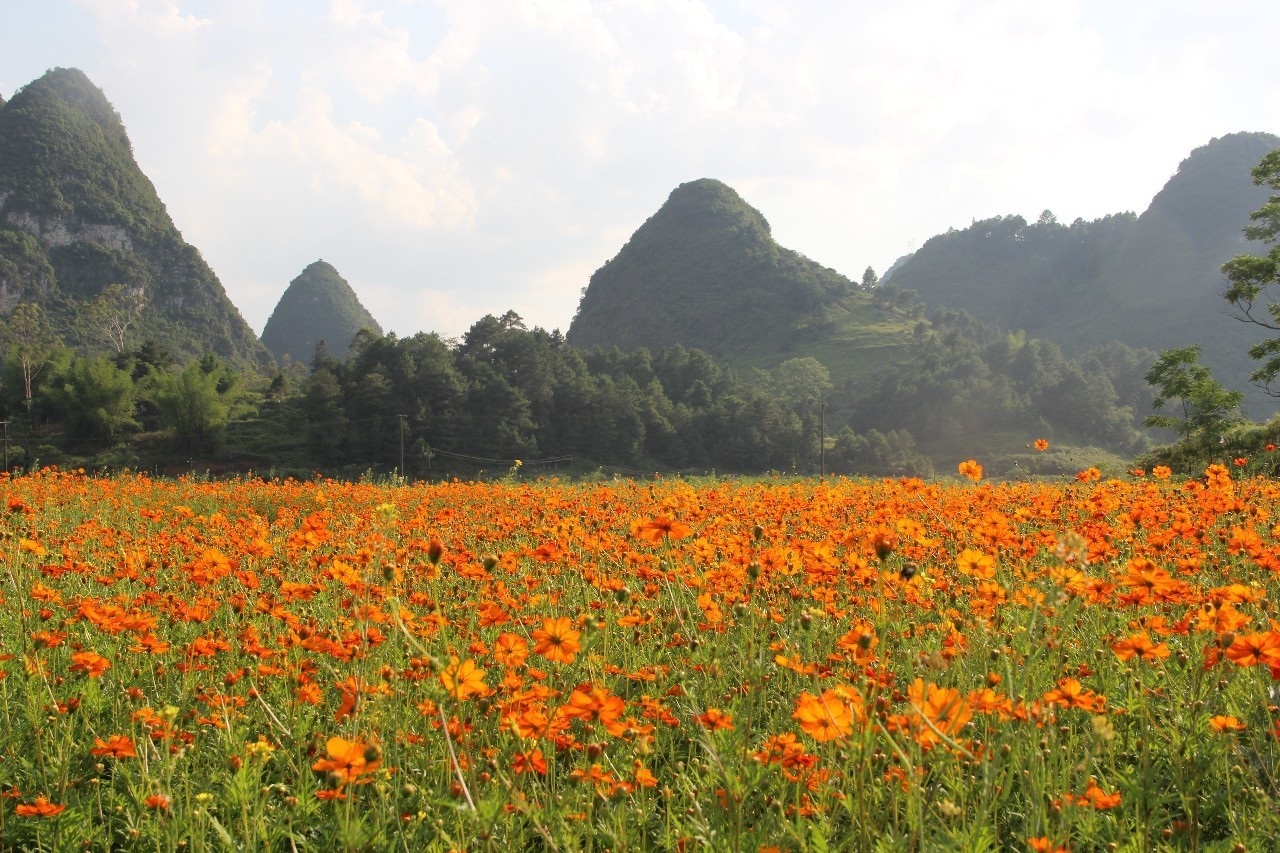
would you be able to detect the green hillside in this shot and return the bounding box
[0,68,270,366]
[571,180,850,354]
[261,260,384,363]
[566,178,1153,473]
[886,132,1280,418]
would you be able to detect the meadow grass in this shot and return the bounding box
[1,463,1278,851]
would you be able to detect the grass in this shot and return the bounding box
[1,463,1278,850]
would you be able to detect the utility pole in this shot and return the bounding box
[1,420,7,471]
[398,414,406,479]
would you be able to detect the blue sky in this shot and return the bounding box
[2,0,1278,340]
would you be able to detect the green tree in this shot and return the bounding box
[1222,148,1280,394]
[49,355,137,442]
[80,283,146,353]
[773,357,832,407]
[1,303,61,418]
[1143,346,1243,444]
[153,358,238,454]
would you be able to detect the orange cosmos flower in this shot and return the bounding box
[905,679,974,749]
[512,749,548,776]
[1041,678,1106,712]
[531,616,582,665]
[493,632,529,668]
[955,548,996,579]
[957,459,983,482]
[69,651,111,678]
[792,690,855,742]
[144,793,171,811]
[311,736,383,785]
[1075,778,1121,810]
[562,685,626,726]
[1027,837,1068,853]
[91,734,137,759]
[1209,715,1245,733]
[1033,439,1049,451]
[440,657,488,700]
[1224,632,1280,667]
[1111,633,1169,662]
[15,796,66,817]
[634,516,693,544]
[694,708,735,731]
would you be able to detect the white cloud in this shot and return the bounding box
[3,0,1279,338]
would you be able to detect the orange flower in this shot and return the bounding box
[1075,778,1121,809]
[905,679,973,749]
[1027,837,1069,853]
[1209,715,1245,732]
[1041,678,1106,712]
[144,793,171,811]
[1224,632,1280,667]
[957,459,983,482]
[694,708,735,731]
[91,734,137,759]
[634,516,693,544]
[562,685,626,726]
[531,616,582,665]
[69,650,111,678]
[311,736,383,785]
[956,548,996,579]
[1111,633,1169,662]
[15,796,66,817]
[792,690,855,742]
[440,657,488,700]
[493,632,529,668]
[512,749,548,776]
[1033,439,1049,451]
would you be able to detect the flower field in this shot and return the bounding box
[2,465,1280,851]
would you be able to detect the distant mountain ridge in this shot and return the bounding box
[0,68,269,365]
[885,131,1280,416]
[261,260,383,363]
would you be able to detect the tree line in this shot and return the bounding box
[1,295,1172,479]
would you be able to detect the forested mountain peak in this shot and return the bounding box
[261,260,384,363]
[566,178,855,356]
[884,131,1280,418]
[0,68,270,365]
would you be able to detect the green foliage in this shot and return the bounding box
[1223,148,1280,394]
[1143,345,1244,445]
[152,356,243,454]
[79,282,145,352]
[46,354,138,442]
[1,301,60,404]
[0,230,56,304]
[886,132,1280,418]
[261,260,384,363]
[567,179,855,358]
[0,68,271,367]
[0,68,165,227]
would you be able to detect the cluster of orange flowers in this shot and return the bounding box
[0,461,1277,849]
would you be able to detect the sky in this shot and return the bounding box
[2,0,1279,341]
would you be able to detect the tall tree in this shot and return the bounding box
[1222,149,1280,394]
[1143,346,1243,444]
[1,303,61,417]
[81,283,146,353]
